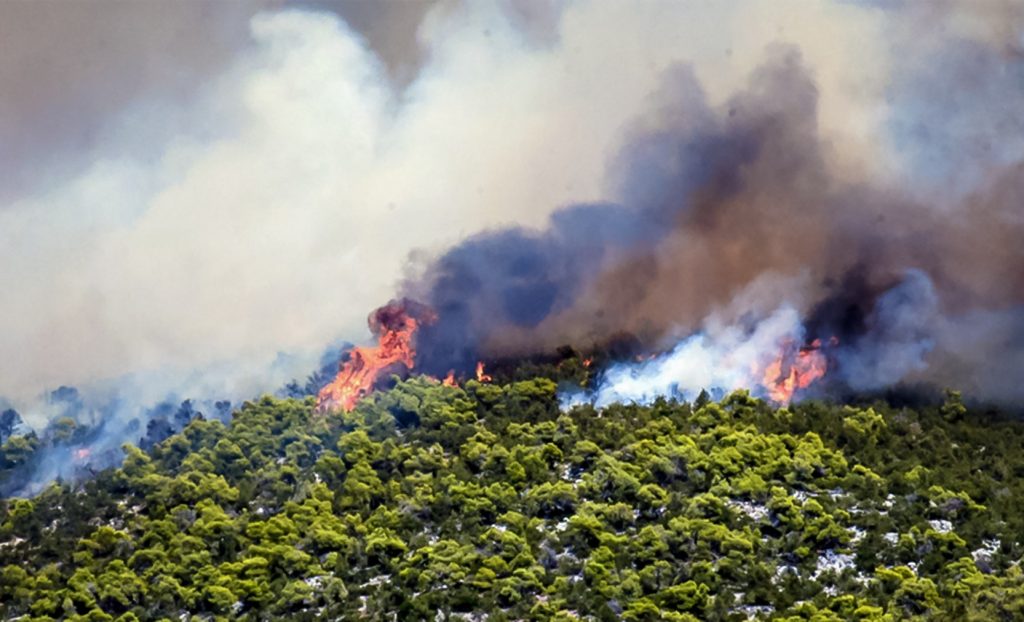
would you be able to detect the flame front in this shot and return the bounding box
[316,300,436,413]
[476,361,492,383]
[761,338,829,404]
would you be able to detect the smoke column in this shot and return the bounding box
[406,5,1024,405]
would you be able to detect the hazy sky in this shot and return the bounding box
[0,1,1019,416]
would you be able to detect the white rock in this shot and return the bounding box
[813,550,856,579]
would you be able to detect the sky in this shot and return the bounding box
[0,0,1020,423]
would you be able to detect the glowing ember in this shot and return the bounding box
[582,358,593,368]
[442,370,457,387]
[761,338,829,404]
[316,299,436,413]
[476,361,492,383]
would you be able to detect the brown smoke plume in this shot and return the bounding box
[406,43,1024,404]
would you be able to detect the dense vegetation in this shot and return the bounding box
[3,365,1024,620]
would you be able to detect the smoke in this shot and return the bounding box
[562,306,810,409]
[883,1,1024,201]
[835,270,938,392]
[1,0,1022,490]
[0,1,440,201]
[0,4,624,412]
[406,3,1024,405]
[409,46,837,366]
[0,1,902,415]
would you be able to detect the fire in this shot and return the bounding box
[476,361,492,383]
[582,358,593,368]
[442,370,457,387]
[316,299,436,413]
[73,447,91,461]
[761,338,829,404]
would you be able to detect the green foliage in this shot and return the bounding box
[1,377,1023,620]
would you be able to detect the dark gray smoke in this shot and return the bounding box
[407,39,1024,404]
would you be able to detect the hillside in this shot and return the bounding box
[2,372,1024,621]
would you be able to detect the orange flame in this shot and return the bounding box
[442,370,457,387]
[316,299,436,413]
[476,361,492,383]
[73,447,91,462]
[761,338,829,404]
[582,358,593,368]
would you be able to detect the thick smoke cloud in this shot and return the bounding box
[408,6,1024,404]
[1,0,900,424]
[836,270,938,392]
[408,47,830,369]
[1,0,1022,464]
[0,1,439,202]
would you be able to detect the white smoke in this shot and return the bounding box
[0,1,893,421]
[564,306,808,409]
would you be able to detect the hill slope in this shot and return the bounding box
[2,376,1024,620]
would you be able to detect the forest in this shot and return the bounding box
[2,359,1024,621]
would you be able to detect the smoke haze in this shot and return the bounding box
[1,0,1022,440]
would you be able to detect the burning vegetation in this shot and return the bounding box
[315,299,503,413]
[316,299,435,413]
[761,338,834,404]
[316,297,840,413]
[475,361,492,383]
